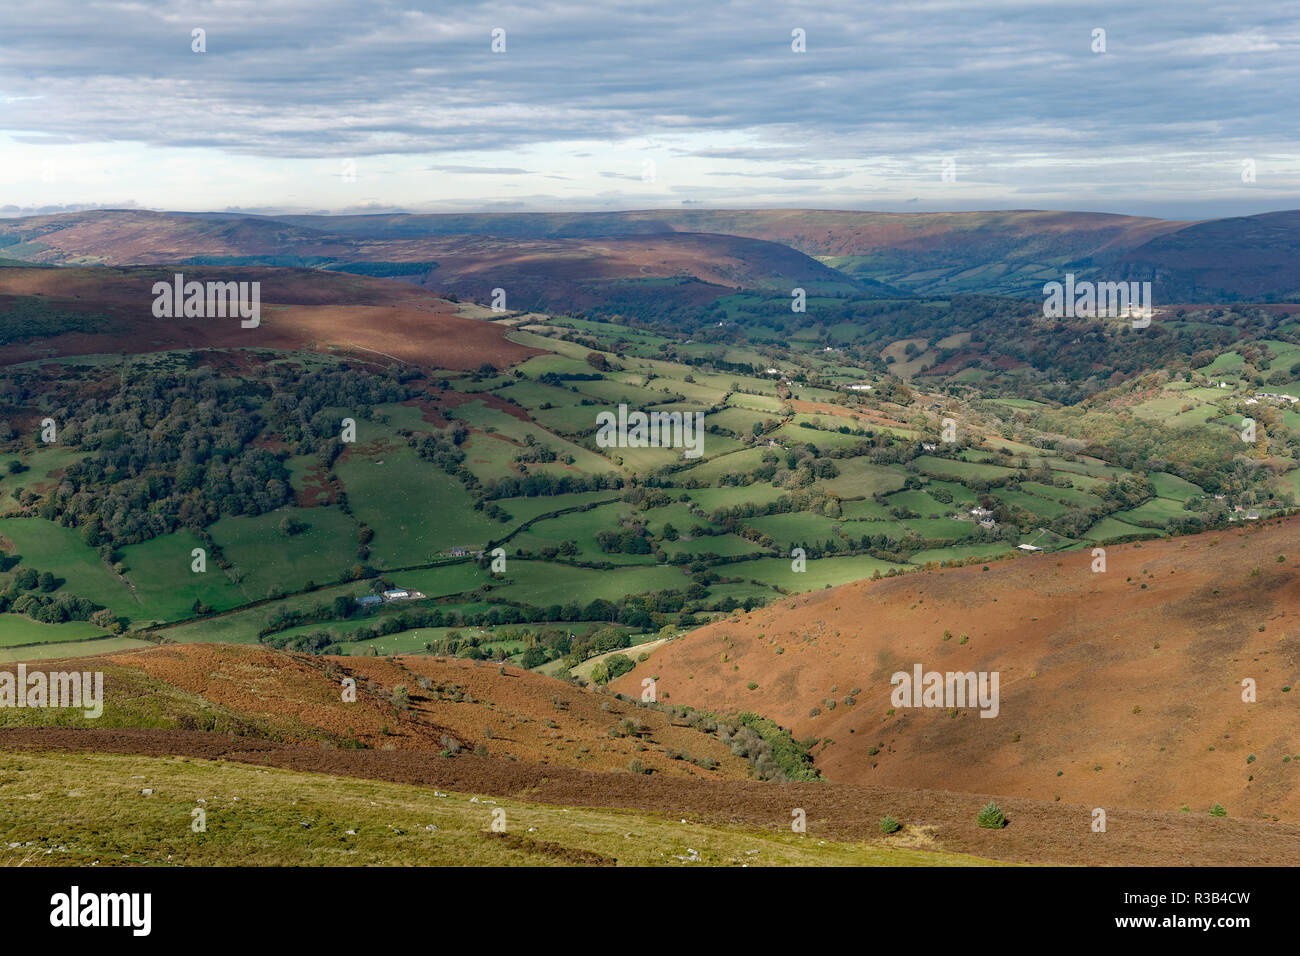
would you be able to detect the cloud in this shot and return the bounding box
[1,1,1297,214]
[427,165,533,174]
[708,167,854,180]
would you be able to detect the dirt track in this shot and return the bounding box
[3,727,1295,866]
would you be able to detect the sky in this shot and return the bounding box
[2,0,1299,220]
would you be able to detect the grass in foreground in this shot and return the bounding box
[0,751,1005,867]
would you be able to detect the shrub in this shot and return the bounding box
[603,653,636,683]
[879,816,902,835]
[976,801,1007,829]
[1208,804,1227,817]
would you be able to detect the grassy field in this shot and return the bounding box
[1085,516,1159,543]
[741,554,904,591]
[0,750,1001,866]
[821,460,907,498]
[914,456,1018,482]
[119,531,249,623]
[0,517,137,619]
[1115,497,1190,526]
[0,636,149,661]
[0,616,107,647]
[2,304,1277,664]
[492,561,688,606]
[743,513,846,549]
[210,506,361,600]
[336,445,501,567]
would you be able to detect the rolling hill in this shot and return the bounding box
[6,641,1299,865]
[614,516,1300,824]
[0,263,536,368]
[5,206,1298,305]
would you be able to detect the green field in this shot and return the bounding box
[913,455,1018,482]
[742,554,904,591]
[335,446,502,567]
[822,460,907,498]
[120,529,249,621]
[0,517,137,619]
[491,561,688,606]
[743,513,846,549]
[210,507,361,600]
[0,615,107,647]
[1,297,1275,665]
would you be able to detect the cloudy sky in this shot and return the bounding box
[3,0,1298,219]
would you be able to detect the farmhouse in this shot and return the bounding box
[357,595,382,607]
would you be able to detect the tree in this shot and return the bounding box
[278,515,307,537]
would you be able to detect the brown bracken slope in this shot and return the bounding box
[6,637,1300,863]
[0,265,538,369]
[614,517,1300,823]
[0,644,750,781]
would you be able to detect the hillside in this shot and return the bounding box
[614,516,1300,823]
[5,640,1299,865]
[0,643,753,779]
[0,264,537,368]
[5,207,1298,303]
